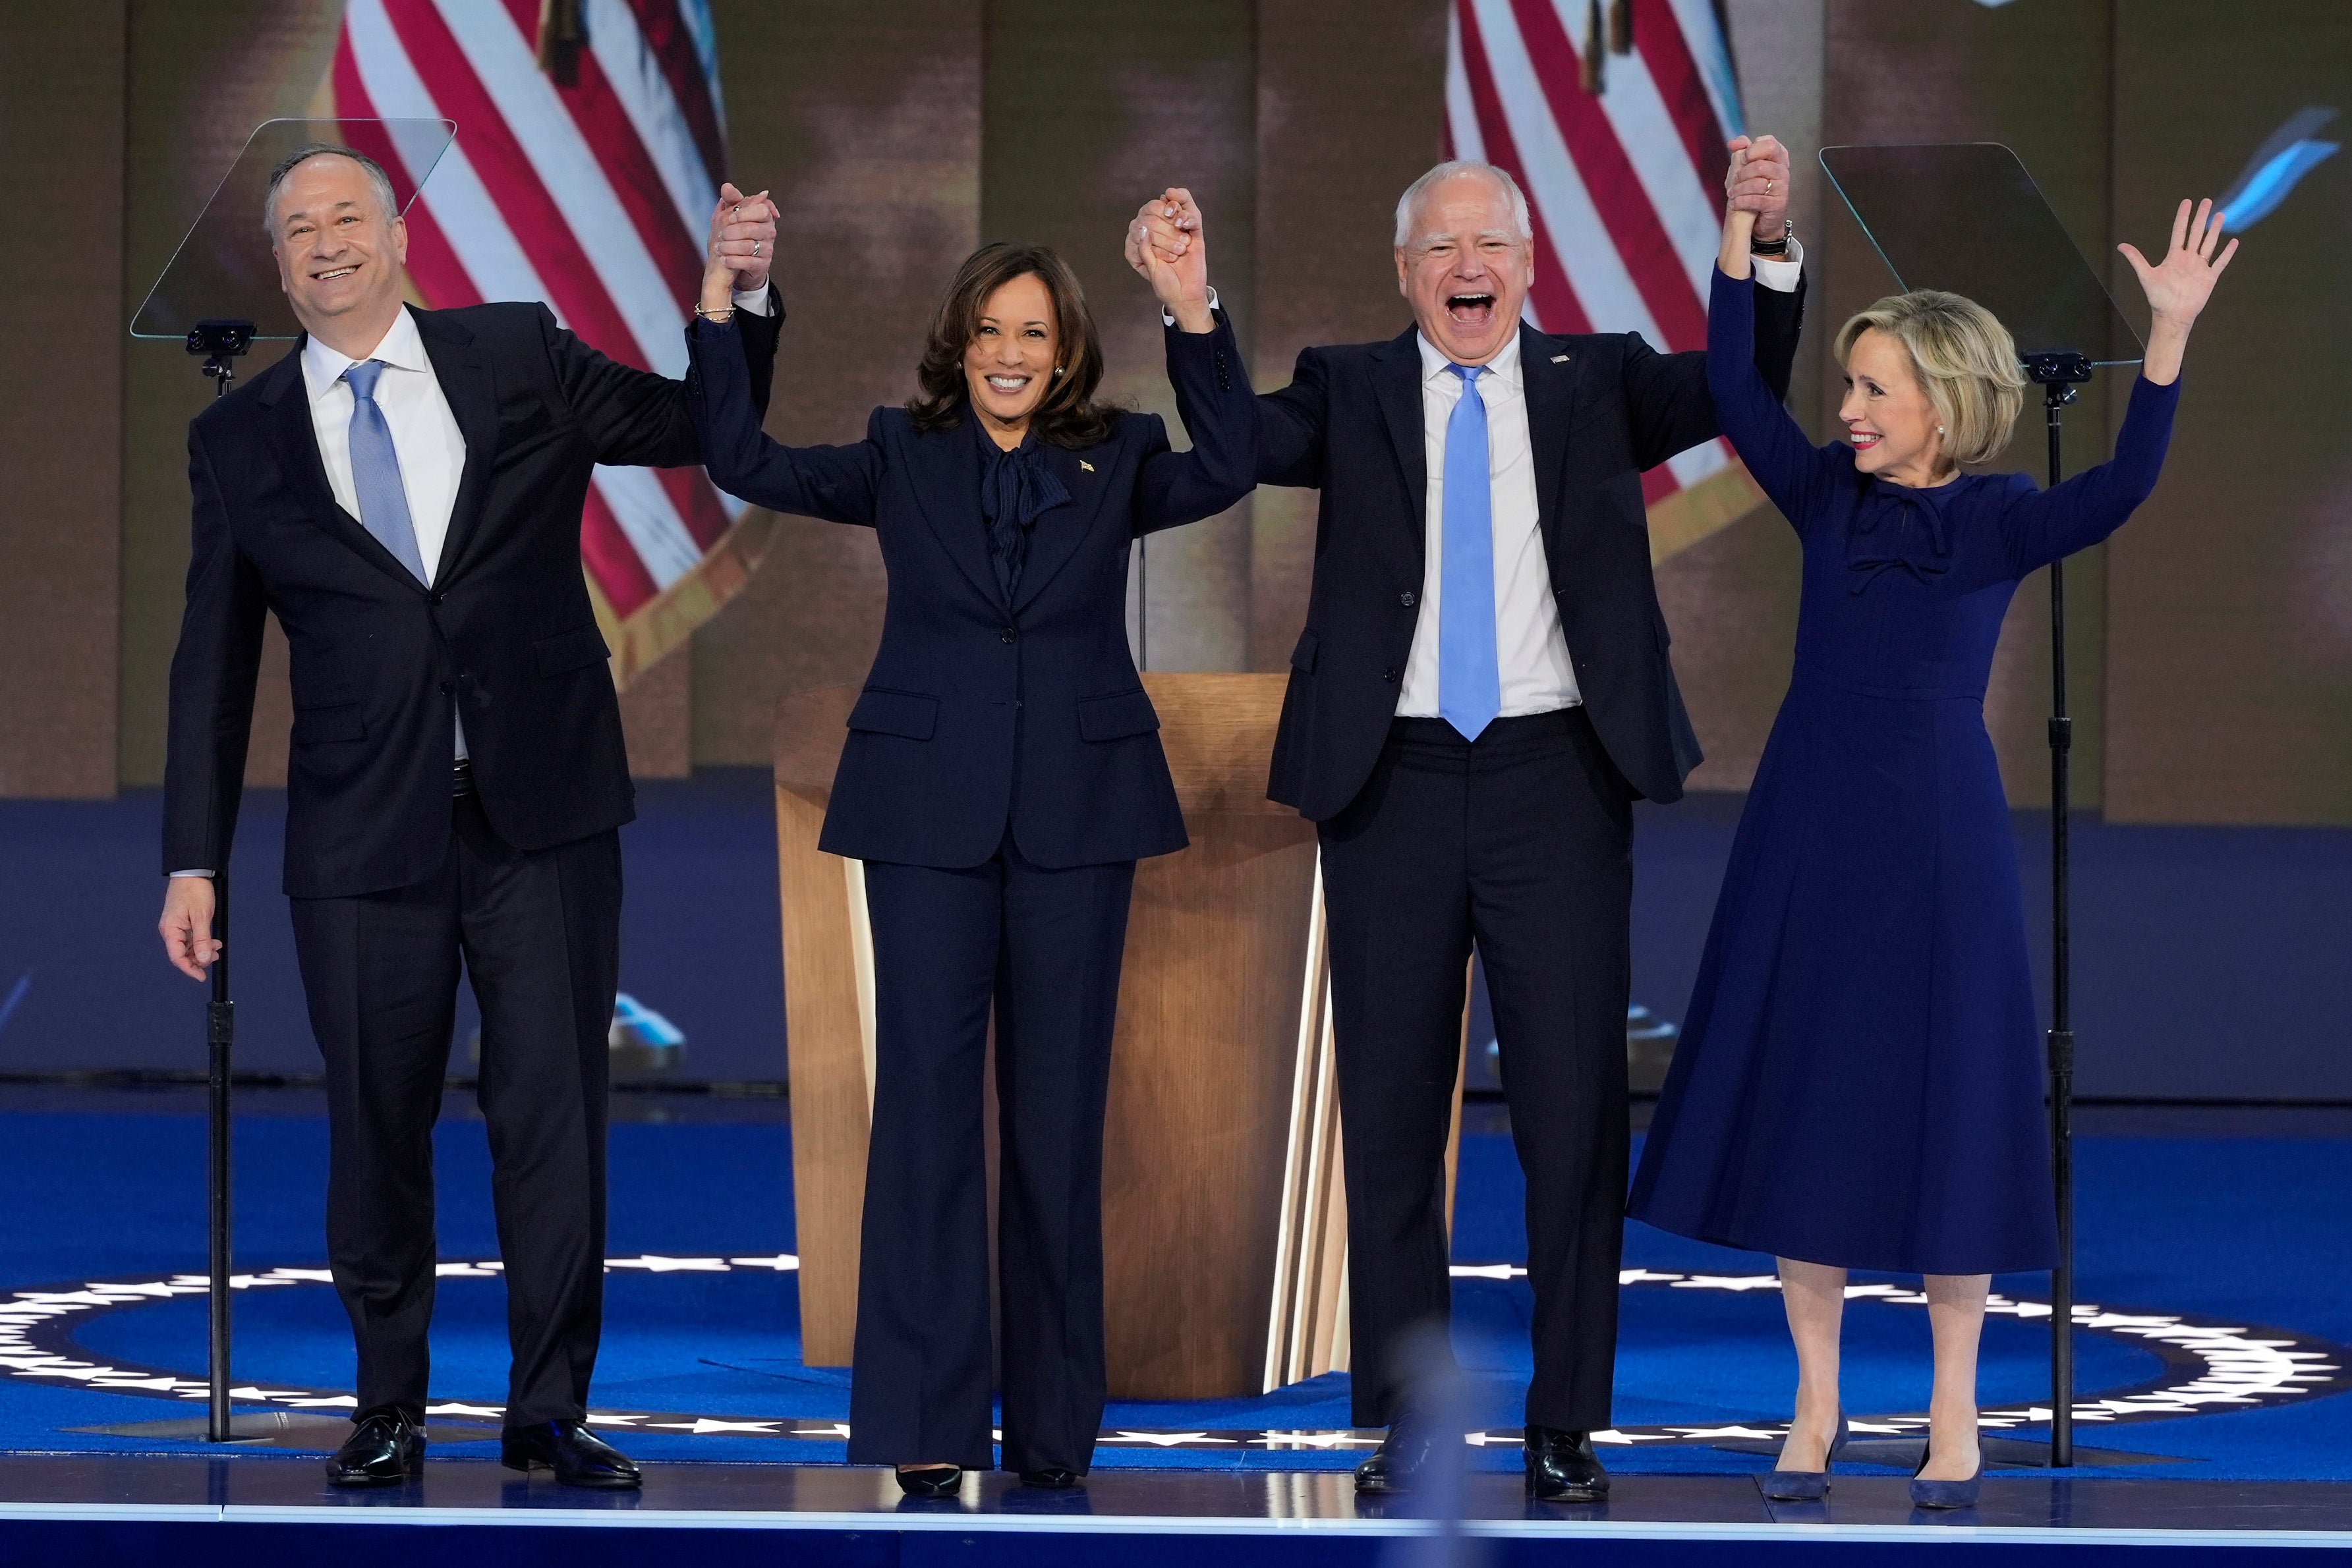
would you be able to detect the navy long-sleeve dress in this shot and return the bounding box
[1627,268,2179,1274]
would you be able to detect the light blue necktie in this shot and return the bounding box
[342,359,429,584]
[1439,364,1502,742]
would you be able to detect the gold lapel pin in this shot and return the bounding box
[1079,459,1095,472]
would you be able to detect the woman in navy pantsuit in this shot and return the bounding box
[1629,169,2234,1509]
[684,192,1252,1495]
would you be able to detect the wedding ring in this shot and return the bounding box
[752,240,762,257]
[1764,179,1774,194]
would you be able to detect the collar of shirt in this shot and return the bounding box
[301,306,431,406]
[1416,325,1524,397]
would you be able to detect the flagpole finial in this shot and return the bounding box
[537,0,587,87]
[1582,0,1607,94]
[1609,0,1634,55]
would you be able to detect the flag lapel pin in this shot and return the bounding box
[1079,460,1095,472]
[1551,354,1570,363]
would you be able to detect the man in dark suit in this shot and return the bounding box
[1129,140,1806,1500]
[154,146,781,1488]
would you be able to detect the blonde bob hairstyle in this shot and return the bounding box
[1833,291,2027,468]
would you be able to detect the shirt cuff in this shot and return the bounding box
[732,283,774,316]
[1161,284,1220,327]
[169,870,212,878]
[1753,240,1804,292]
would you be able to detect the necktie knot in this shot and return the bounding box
[343,358,387,402]
[1449,363,1483,390]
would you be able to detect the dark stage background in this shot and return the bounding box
[0,1,2343,1094]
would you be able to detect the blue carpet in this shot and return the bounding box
[1,1093,2346,1479]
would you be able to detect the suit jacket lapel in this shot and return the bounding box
[414,308,499,582]
[258,343,423,592]
[1370,329,1427,559]
[1520,323,1583,568]
[905,422,1004,609]
[1010,444,1112,615]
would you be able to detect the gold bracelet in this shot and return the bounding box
[695,303,736,324]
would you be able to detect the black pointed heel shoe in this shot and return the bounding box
[1761,1407,1850,1503]
[896,1465,963,1498]
[1018,1468,1085,1490]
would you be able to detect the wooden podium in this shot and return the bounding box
[773,674,1460,1399]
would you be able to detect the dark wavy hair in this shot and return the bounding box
[906,242,1116,449]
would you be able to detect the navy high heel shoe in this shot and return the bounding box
[1908,1442,1984,1509]
[1760,1408,1849,1503]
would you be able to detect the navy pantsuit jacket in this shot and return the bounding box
[685,313,1257,868]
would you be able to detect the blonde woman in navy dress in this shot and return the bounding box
[1629,163,2235,1508]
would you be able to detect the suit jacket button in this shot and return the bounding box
[1382,667,1400,683]
[1398,591,1417,608]
[1001,627,1018,644]
[430,591,445,605]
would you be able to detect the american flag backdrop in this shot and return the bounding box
[328,0,756,687]
[1447,0,1765,554]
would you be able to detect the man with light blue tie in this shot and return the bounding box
[1132,146,1808,1500]
[155,146,783,1490]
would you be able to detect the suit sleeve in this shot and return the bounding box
[1254,346,1328,488]
[1621,265,1808,472]
[540,294,784,469]
[683,317,884,526]
[1133,312,1259,536]
[161,424,270,876]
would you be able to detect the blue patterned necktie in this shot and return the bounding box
[1439,364,1502,742]
[341,359,429,584]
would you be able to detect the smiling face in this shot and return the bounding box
[1395,171,1532,367]
[1839,328,1951,486]
[961,273,1060,447]
[270,154,409,348]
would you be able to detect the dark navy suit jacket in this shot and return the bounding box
[686,313,1256,868]
[163,300,782,898]
[1255,281,1806,820]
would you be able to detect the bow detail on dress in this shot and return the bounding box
[976,425,1072,605]
[1846,483,1955,594]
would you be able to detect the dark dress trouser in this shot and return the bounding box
[848,833,1136,1473]
[1318,708,1634,1433]
[287,791,622,1426]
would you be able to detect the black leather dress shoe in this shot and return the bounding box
[1353,1420,1439,1494]
[1524,1426,1609,1502]
[501,1420,642,1489]
[895,1465,962,1498]
[1018,1468,1084,1490]
[326,1406,424,1488]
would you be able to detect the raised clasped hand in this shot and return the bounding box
[2118,198,2237,330]
[704,181,778,306]
[1123,186,1214,331]
[1724,134,1790,242]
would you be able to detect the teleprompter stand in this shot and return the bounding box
[129,117,453,1443]
[1821,144,2144,1470]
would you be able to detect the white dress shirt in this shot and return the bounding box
[1395,243,1804,719]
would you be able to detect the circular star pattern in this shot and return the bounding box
[1,1258,2342,1450]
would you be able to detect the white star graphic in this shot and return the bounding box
[424,1402,507,1418]
[1669,1424,1789,1441]
[651,1418,779,1434]
[604,1256,729,1273]
[1102,1431,1232,1447]
[728,1255,801,1272]
[1673,1275,1783,1293]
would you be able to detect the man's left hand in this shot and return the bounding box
[1725,134,1791,244]
[708,182,778,295]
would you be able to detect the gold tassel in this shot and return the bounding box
[1609,0,1633,54]
[1582,0,1607,94]
[536,0,587,88]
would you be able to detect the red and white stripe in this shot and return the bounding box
[333,0,742,629]
[1447,0,1747,509]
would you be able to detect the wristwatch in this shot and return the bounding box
[1750,219,1793,258]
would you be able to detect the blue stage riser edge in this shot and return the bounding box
[0,1523,2323,1568]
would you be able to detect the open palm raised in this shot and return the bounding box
[2118,198,2237,329]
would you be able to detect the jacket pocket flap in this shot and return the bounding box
[291,702,365,745]
[534,627,612,677]
[1290,629,1319,674]
[1077,688,1160,742]
[846,687,938,741]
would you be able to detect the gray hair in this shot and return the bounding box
[1394,160,1534,250]
[262,144,399,238]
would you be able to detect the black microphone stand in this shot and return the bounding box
[2025,348,2093,1469]
[188,317,254,1445]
